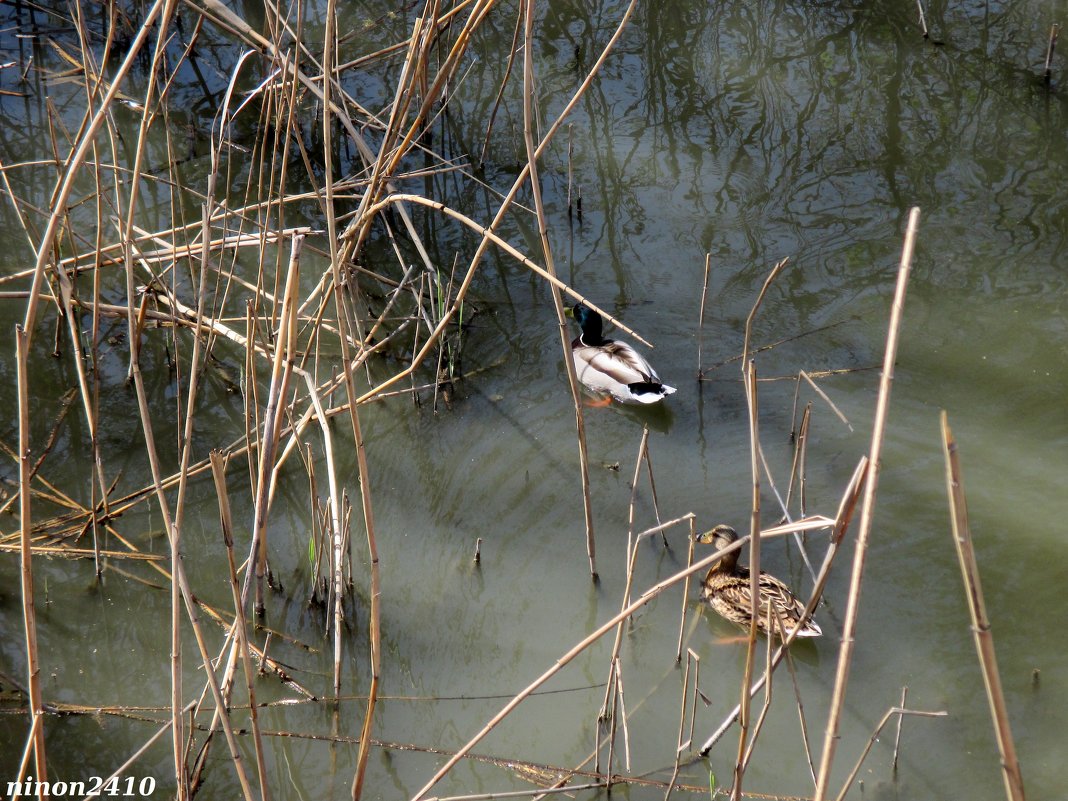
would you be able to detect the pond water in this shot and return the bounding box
[1,1,1067,800]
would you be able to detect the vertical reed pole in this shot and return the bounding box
[210,451,270,801]
[1044,24,1060,85]
[521,0,597,576]
[244,234,304,617]
[940,412,1026,801]
[731,359,761,801]
[813,207,920,800]
[696,252,711,378]
[16,324,48,792]
[915,0,930,39]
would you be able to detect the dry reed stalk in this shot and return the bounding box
[782,403,811,521]
[891,686,907,773]
[741,257,790,368]
[479,7,523,168]
[675,517,698,662]
[245,302,261,491]
[798,370,852,431]
[300,373,345,697]
[411,520,816,801]
[812,207,921,800]
[779,622,817,785]
[698,460,868,755]
[832,705,946,801]
[127,307,257,801]
[121,0,180,376]
[752,424,816,582]
[15,324,47,791]
[731,360,761,801]
[1044,24,1060,84]
[739,607,780,772]
[915,0,929,38]
[665,649,701,801]
[797,404,810,518]
[315,6,384,793]
[243,233,304,617]
[44,27,113,572]
[12,712,43,801]
[697,252,712,378]
[600,513,696,774]
[941,412,1026,801]
[210,451,270,801]
[523,0,596,577]
[599,429,656,722]
[161,202,212,795]
[320,0,346,700]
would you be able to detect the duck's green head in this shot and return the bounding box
[571,302,603,343]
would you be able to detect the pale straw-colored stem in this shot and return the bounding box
[941,412,1026,801]
[813,207,921,799]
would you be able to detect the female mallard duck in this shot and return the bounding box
[569,303,676,404]
[695,524,821,639]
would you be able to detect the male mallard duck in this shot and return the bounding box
[569,303,676,404]
[694,524,821,639]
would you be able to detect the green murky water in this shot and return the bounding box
[2,1,1067,799]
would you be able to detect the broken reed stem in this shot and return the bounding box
[741,257,790,369]
[697,252,711,378]
[244,233,304,617]
[813,206,920,801]
[916,0,929,38]
[940,412,1026,801]
[302,373,345,696]
[891,686,907,773]
[802,371,852,430]
[675,517,697,662]
[615,658,632,773]
[782,403,811,521]
[522,0,596,578]
[16,325,48,788]
[832,705,947,801]
[320,0,348,712]
[1044,24,1060,84]
[731,360,761,801]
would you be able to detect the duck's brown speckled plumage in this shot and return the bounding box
[695,524,821,639]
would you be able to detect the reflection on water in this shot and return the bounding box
[2,1,1067,799]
